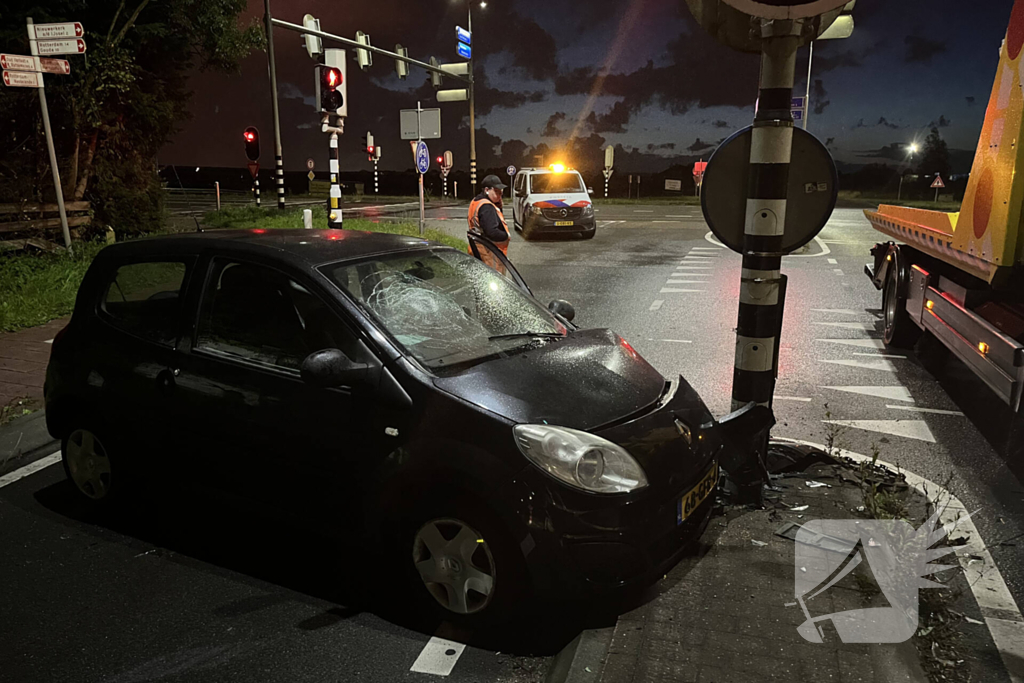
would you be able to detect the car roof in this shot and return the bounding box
[98,229,445,268]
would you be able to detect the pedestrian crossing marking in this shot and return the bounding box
[815,338,885,349]
[820,358,897,372]
[824,419,936,443]
[822,385,914,402]
[886,405,964,416]
[660,288,705,293]
[813,322,878,331]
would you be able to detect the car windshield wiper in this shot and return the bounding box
[488,332,564,342]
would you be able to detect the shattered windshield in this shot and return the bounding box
[319,249,567,368]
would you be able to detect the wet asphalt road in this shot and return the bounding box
[2,204,1023,682]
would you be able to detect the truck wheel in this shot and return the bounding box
[882,257,920,348]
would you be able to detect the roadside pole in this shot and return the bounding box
[255,179,261,207]
[215,181,221,210]
[328,131,342,228]
[803,41,813,130]
[26,17,72,252]
[467,5,477,198]
[264,0,286,210]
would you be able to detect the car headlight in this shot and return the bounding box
[529,204,543,216]
[513,424,648,494]
[582,204,594,217]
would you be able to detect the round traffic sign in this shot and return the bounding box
[306,158,315,171]
[507,165,517,177]
[700,126,838,255]
[416,141,430,174]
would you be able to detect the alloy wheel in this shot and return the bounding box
[412,518,496,615]
[66,429,112,500]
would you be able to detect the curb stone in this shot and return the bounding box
[546,627,613,683]
[0,409,59,478]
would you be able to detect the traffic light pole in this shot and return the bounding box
[264,0,286,210]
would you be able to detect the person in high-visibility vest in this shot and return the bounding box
[467,175,510,274]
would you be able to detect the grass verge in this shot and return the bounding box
[201,206,467,250]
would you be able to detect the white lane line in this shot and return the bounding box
[410,637,466,676]
[833,269,846,276]
[646,338,692,344]
[667,215,698,218]
[690,247,723,251]
[44,339,54,344]
[649,300,664,311]
[813,322,877,330]
[812,309,868,316]
[634,210,655,213]
[885,404,965,416]
[666,280,709,285]
[774,396,813,402]
[704,231,832,258]
[660,288,705,293]
[827,258,838,265]
[822,385,914,402]
[853,352,906,359]
[824,419,936,443]
[653,220,682,223]
[777,437,1024,680]
[816,338,885,349]
[0,452,61,489]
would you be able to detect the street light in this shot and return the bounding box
[897,143,919,201]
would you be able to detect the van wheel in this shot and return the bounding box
[882,257,920,348]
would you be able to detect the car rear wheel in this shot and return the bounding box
[406,502,527,626]
[62,428,118,506]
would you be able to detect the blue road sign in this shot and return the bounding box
[457,26,472,45]
[416,140,430,174]
[792,108,804,121]
[791,96,805,109]
[507,165,517,177]
[457,42,472,60]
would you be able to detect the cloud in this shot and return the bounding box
[473,71,546,116]
[812,80,830,116]
[825,137,836,148]
[481,7,559,81]
[713,120,729,128]
[646,142,676,151]
[542,112,567,137]
[856,143,912,161]
[688,138,715,152]
[877,117,900,129]
[966,96,976,106]
[905,35,946,63]
[586,101,631,134]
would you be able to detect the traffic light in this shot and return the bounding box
[395,44,409,80]
[316,64,344,114]
[355,31,373,71]
[430,57,442,89]
[243,126,260,161]
[436,156,443,165]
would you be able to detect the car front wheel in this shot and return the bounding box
[62,428,119,507]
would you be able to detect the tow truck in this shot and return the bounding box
[865,0,1024,410]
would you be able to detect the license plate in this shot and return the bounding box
[677,462,718,525]
[554,220,574,226]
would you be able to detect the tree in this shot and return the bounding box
[0,1,262,233]
[916,127,952,183]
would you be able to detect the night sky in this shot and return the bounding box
[159,0,1014,175]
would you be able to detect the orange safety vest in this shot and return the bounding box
[467,197,510,273]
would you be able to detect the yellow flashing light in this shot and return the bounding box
[979,341,990,354]
[550,163,565,173]
[925,300,934,310]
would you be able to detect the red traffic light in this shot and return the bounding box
[243,126,260,162]
[244,131,255,142]
[323,67,342,89]
[367,145,375,154]
[436,156,443,164]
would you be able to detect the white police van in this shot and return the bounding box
[511,165,596,241]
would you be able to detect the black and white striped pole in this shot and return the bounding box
[255,178,261,207]
[328,131,342,228]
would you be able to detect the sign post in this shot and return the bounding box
[415,133,430,236]
[23,17,86,252]
[931,174,945,203]
[441,151,454,198]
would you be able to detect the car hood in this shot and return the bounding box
[432,328,665,430]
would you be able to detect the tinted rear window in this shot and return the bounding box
[101,261,189,346]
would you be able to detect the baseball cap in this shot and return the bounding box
[481,174,508,190]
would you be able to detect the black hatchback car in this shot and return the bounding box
[45,229,761,624]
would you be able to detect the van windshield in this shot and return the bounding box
[531,173,585,194]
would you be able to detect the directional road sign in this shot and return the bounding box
[931,175,945,189]
[416,141,430,174]
[457,42,472,60]
[400,108,441,140]
[701,125,838,255]
[2,70,43,88]
[34,38,86,56]
[1,55,72,75]
[30,22,84,40]
[457,26,472,45]
[507,165,517,177]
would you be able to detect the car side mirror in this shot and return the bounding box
[548,299,576,322]
[587,187,594,194]
[300,348,368,388]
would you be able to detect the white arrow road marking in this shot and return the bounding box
[820,358,898,372]
[411,637,466,676]
[823,385,914,402]
[816,338,886,349]
[823,419,936,443]
[776,437,1024,682]
[649,300,664,311]
[814,322,878,330]
[886,405,965,416]
[660,288,705,293]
